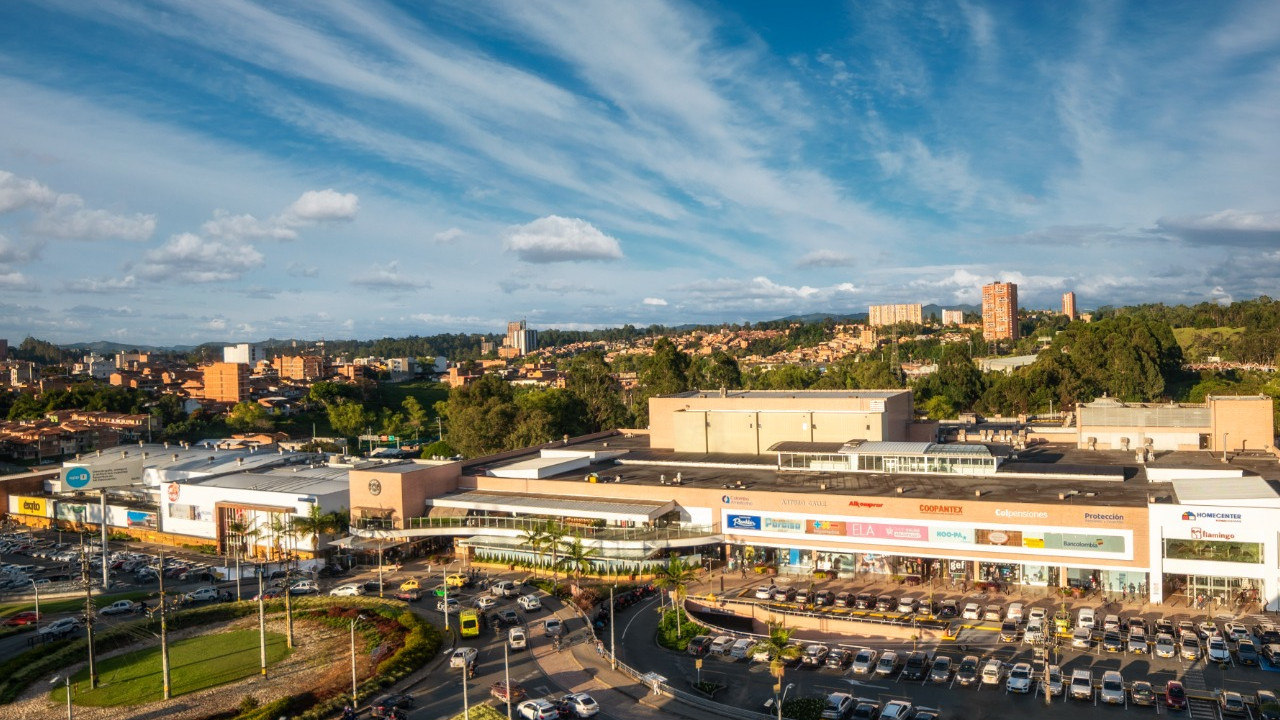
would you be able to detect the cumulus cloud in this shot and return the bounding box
[0,170,58,212]
[202,209,299,241]
[0,170,155,242]
[0,233,42,264]
[137,233,265,282]
[681,276,858,310]
[285,189,359,222]
[505,215,623,263]
[642,297,668,306]
[1154,209,1280,247]
[73,275,138,294]
[796,249,856,268]
[350,260,428,290]
[0,271,38,291]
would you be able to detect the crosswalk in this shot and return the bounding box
[1186,697,1221,720]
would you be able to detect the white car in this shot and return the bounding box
[491,580,519,597]
[517,594,542,611]
[544,618,564,637]
[1224,621,1249,642]
[1208,636,1231,663]
[1099,670,1124,704]
[1071,627,1093,648]
[880,700,914,720]
[1028,607,1047,623]
[99,600,140,616]
[851,648,878,675]
[896,597,916,614]
[980,658,1003,685]
[1006,662,1033,693]
[329,583,364,597]
[474,595,497,610]
[709,635,735,655]
[962,603,981,620]
[517,699,560,720]
[185,586,220,602]
[754,586,773,599]
[508,627,527,650]
[1154,633,1177,658]
[1023,622,1044,644]
[437,598,460,614]
[561,692,599,717]
[38,617,81,637]
[1102,614,1120,632]
[1076,608,1095,630]
[288,580,319,595]
[450,646,478,668]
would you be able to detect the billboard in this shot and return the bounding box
[62,456,144,490]
[11,496,48,517]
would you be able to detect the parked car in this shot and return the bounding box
[1199,621,1221,640]
[1263,643,1280,664]
[879,700,913,720]
[1000,621,1021,643]
[928,655,953,683]
[1069,669,1093,701]
[1045,665,1064,697]
[1024,622,1045,644]
[1130,680,1156,706]
[854,593,874,610]
[491,580,520,597]
[1005,603,1024,622]
[1099,671,1125,705]
[814,590,834,607]
[329,583,364,597]
[875,595,894,612]
[1256,690,1280,720]
[821,693,855,720]
[686,635,713,656]
[796,588,811,605]
[288,580,319,595]
[873,650,900,677]
[954,655,980,686]
[1221,691,1248,717]
[980,658,1003,685]
[816,647,847,669]
[729,638,755,660]
[938,599,958,618]
[961,603,981,620]
[834,592,853,608]
[897,597,916,614]
[450,646,478,668]
[1180,635,1201,660]
[1102,631,1124,653]
[1236,638,1260,665]
[772,587,797,602]
[1077,608,1095,629]
[517,594,542,611]
[1154,633,1176,658]
[1165,680,1188,710]
[802,644,830,666]
[1006,662,1033,693]
[709,635,735,655]
[755,586,773,599]
[850,700,880,720]
[1071,627,1093,648]
[901,650,931,681]
[850,648,877,675]
[1128,628,1149,654]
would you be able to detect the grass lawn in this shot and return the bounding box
[1171,325,1244,350]
[0,590,152,618]
[53,629,289,706]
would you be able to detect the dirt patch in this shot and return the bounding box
[6,615,372,720]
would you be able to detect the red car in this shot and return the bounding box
[1165,680,1187,711]
[490,681,527,703]
[2,611,39,626]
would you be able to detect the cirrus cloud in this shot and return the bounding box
[505,215,623,263]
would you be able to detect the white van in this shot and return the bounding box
[508,627,527,650]
[729,638,754,659]
[709,635,735,655]
[1006,603,1024,623]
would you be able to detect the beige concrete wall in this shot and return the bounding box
[349,461,461,528]
[813,412,871,443]
[706,412,758,454]
[671,412,708,454]
[1209,396,1276,451]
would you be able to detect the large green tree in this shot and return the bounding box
[434,374,517,457]
[564,351,631,430]
[326,400,372,439]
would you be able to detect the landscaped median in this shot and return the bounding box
[0,596,442,720]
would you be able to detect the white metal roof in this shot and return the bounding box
[1172,476,1280,506]
[429,491,674,522]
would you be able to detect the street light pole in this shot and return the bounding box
[30,578,39,633]
[158,551,171,700]
[257,565,267,678]
[504,641,512,720]
[775,682,794,720]
[609,585,616,671]
[349,614,366,706]
[460,659,470,720]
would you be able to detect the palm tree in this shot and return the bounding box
[543,522,568,589]
[520,524,549,577]
[653,556,699,639]
[557,533,599,589]
[291,504,337,559]
[753,621,797,663]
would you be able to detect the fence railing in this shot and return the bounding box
[389,515,718,542]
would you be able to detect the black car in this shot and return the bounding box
[1154,618,1175,636]
[875,595,895,612]
[938,600,958,619]
[854,593,874,610]
[1262,643,1280,664]
[851,700,881,720]
[687,635,713,656]
[814,590,835,607]
[901,650,931,681]
[370,694,415,718]
[825,648,853,669]
[1257,690,1280,720]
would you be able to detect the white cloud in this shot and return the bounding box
[642,297,667,306]
[350,260,428,290]
[681,276,859,310]
[202,209,299,241]
[74,275,138,294]
[138,232,264,282]
[0,271,38,291]
[796,249,856,268]
[433,227,465,244]
[1154,209,1280,247]
[285,189,359,222]
[505,215,623,263]
[0,233,42,264]
[287,261,319,278]
[0,170,58,212]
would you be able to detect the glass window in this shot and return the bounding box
[1163,538,1263,564]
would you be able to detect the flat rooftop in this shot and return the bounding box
[667,389,909,400]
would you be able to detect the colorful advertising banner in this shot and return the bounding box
[126,510,157,530]
[807,520,846,535]
[848,522,928,541]
[13,496,47,517]
[725,514,761,531]
[929,527,974,544]
[763,517,804,533]
[975,528,1024,547]
[1045,533,1126,554]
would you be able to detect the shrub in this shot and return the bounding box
[655,609,708,651]
[781,695,825,720]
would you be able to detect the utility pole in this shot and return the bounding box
[609,586,616,671]
[80,537,98,689]
[99,490,109,590]
[283,561,295,648]
[158,551,171,700]
[258,565,267,678]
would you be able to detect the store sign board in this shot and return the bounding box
[725,514,761,531]
[807,520,846,536]
[763,517,804,533]
[62,457,143,490]
[848,522,928,541]
[976,528,1023,547]
[1045,533,1126,554]
[929,527,974,544]
[14,496,47,516]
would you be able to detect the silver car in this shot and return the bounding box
[851,648,878,675]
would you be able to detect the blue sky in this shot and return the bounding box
[0,0,1278,346]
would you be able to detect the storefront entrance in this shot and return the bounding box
[1166,574,1261,611]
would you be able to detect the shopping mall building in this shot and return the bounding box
[346,390,1280,611]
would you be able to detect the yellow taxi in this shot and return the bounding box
[399,578,421,592]
[445,573,470,588]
